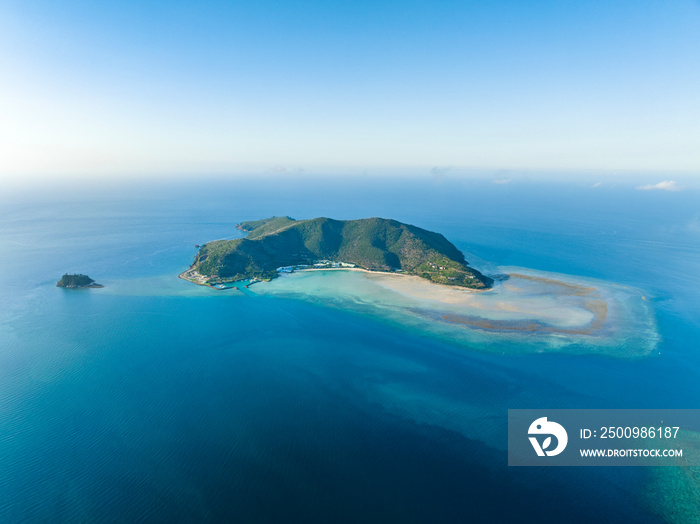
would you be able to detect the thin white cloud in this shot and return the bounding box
[636,180,683,192]
[430,166,451,177]
[430,166,451,184]
[592,182,602,188]
[493,179,511,185]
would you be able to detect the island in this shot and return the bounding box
[180,216,493,290]
[56,274,103,288]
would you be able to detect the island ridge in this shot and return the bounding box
[181,217,493,290]
[56,274,103,288]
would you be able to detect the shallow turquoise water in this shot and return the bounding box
[0,177,698,522]
[251,266,658,358]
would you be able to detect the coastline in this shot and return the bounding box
[56,283,104,289]
[178,267,257,290]
[178,268,208,286]
[180,264,492,293]
[172,264,658,356]
[176,265,648,344]
[296,267,492,293]
[285,268,622,338]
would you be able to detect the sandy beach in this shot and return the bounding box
[313,268,613,336]
[183,265,635,339]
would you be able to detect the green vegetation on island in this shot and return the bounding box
[188,217,493,289]
[56,274,103,288]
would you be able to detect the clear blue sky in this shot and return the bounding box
[1,0,699,178]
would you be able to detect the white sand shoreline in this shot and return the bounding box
[281,267,618,335]
[296,267,491,295]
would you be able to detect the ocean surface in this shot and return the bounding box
[0,176,699,522]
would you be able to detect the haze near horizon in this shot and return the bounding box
[1,0,699,179]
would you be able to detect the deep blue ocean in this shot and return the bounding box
[1,176,698,522]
